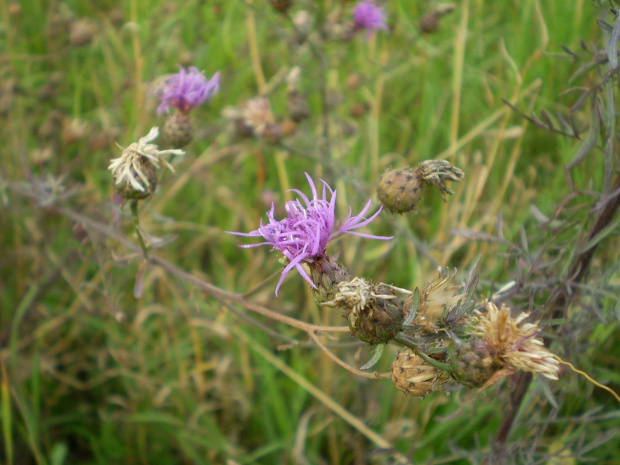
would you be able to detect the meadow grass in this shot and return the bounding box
[0,0,618,463]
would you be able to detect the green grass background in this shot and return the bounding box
[0,0,618,463]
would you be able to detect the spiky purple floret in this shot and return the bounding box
[228,173,391,295]
[353,1,389,36]
[156,67,220,115]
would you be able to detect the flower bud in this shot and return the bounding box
[377,167,424,213]
[392,349,448,397]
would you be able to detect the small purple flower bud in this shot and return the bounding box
[156,67,220,115]
[353,1,389,38]
[228,173,392,296]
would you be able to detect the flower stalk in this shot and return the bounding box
[130,200,149,261]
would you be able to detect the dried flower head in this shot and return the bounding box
[377,160,464,213]
[108,127,185,200]
[470,300,560,380]
[418,159,464,200]
[222,97,276,138]
[156,67,220,115]
[353,1,389,38]
[413,267,465,333]
[228,173,391,295]
[392,349,449,397]
[322,277,406,344]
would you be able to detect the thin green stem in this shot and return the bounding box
[130,200,149,261]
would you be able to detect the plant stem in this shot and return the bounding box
[130,200,149,261]
[495,174,620,447]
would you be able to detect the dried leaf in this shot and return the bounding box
[360,344,384,370]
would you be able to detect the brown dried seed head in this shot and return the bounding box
[392,349,448,397]
[377,167,425,213]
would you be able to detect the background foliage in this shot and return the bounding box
[1,0,618,463]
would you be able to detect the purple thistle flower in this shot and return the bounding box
[156,66,220,115]
[353,1,389,38]
[228,173,392,296]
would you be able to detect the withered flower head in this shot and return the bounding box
[470,300,560,381]
[392,349,449,397]
[222,97,276,138]
[323,277,406,344]
[108,127,185,200]
[413,267,465,333]
[418,159,464,200]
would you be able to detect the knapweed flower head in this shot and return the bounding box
[108,127,185,199]
[228,173,392,295]
[222,97,276,138]
[322,277,406,344]
[470,300,560,381]
[392,349,449,397]
[413,267,465,333]
[156,66,220,115]
[353,1,389,37]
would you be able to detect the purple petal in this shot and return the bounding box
[229,173,391,296]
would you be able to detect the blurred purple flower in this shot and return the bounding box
[156,67,220,115]
[353,1,389,37]
[228,173,391,295]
